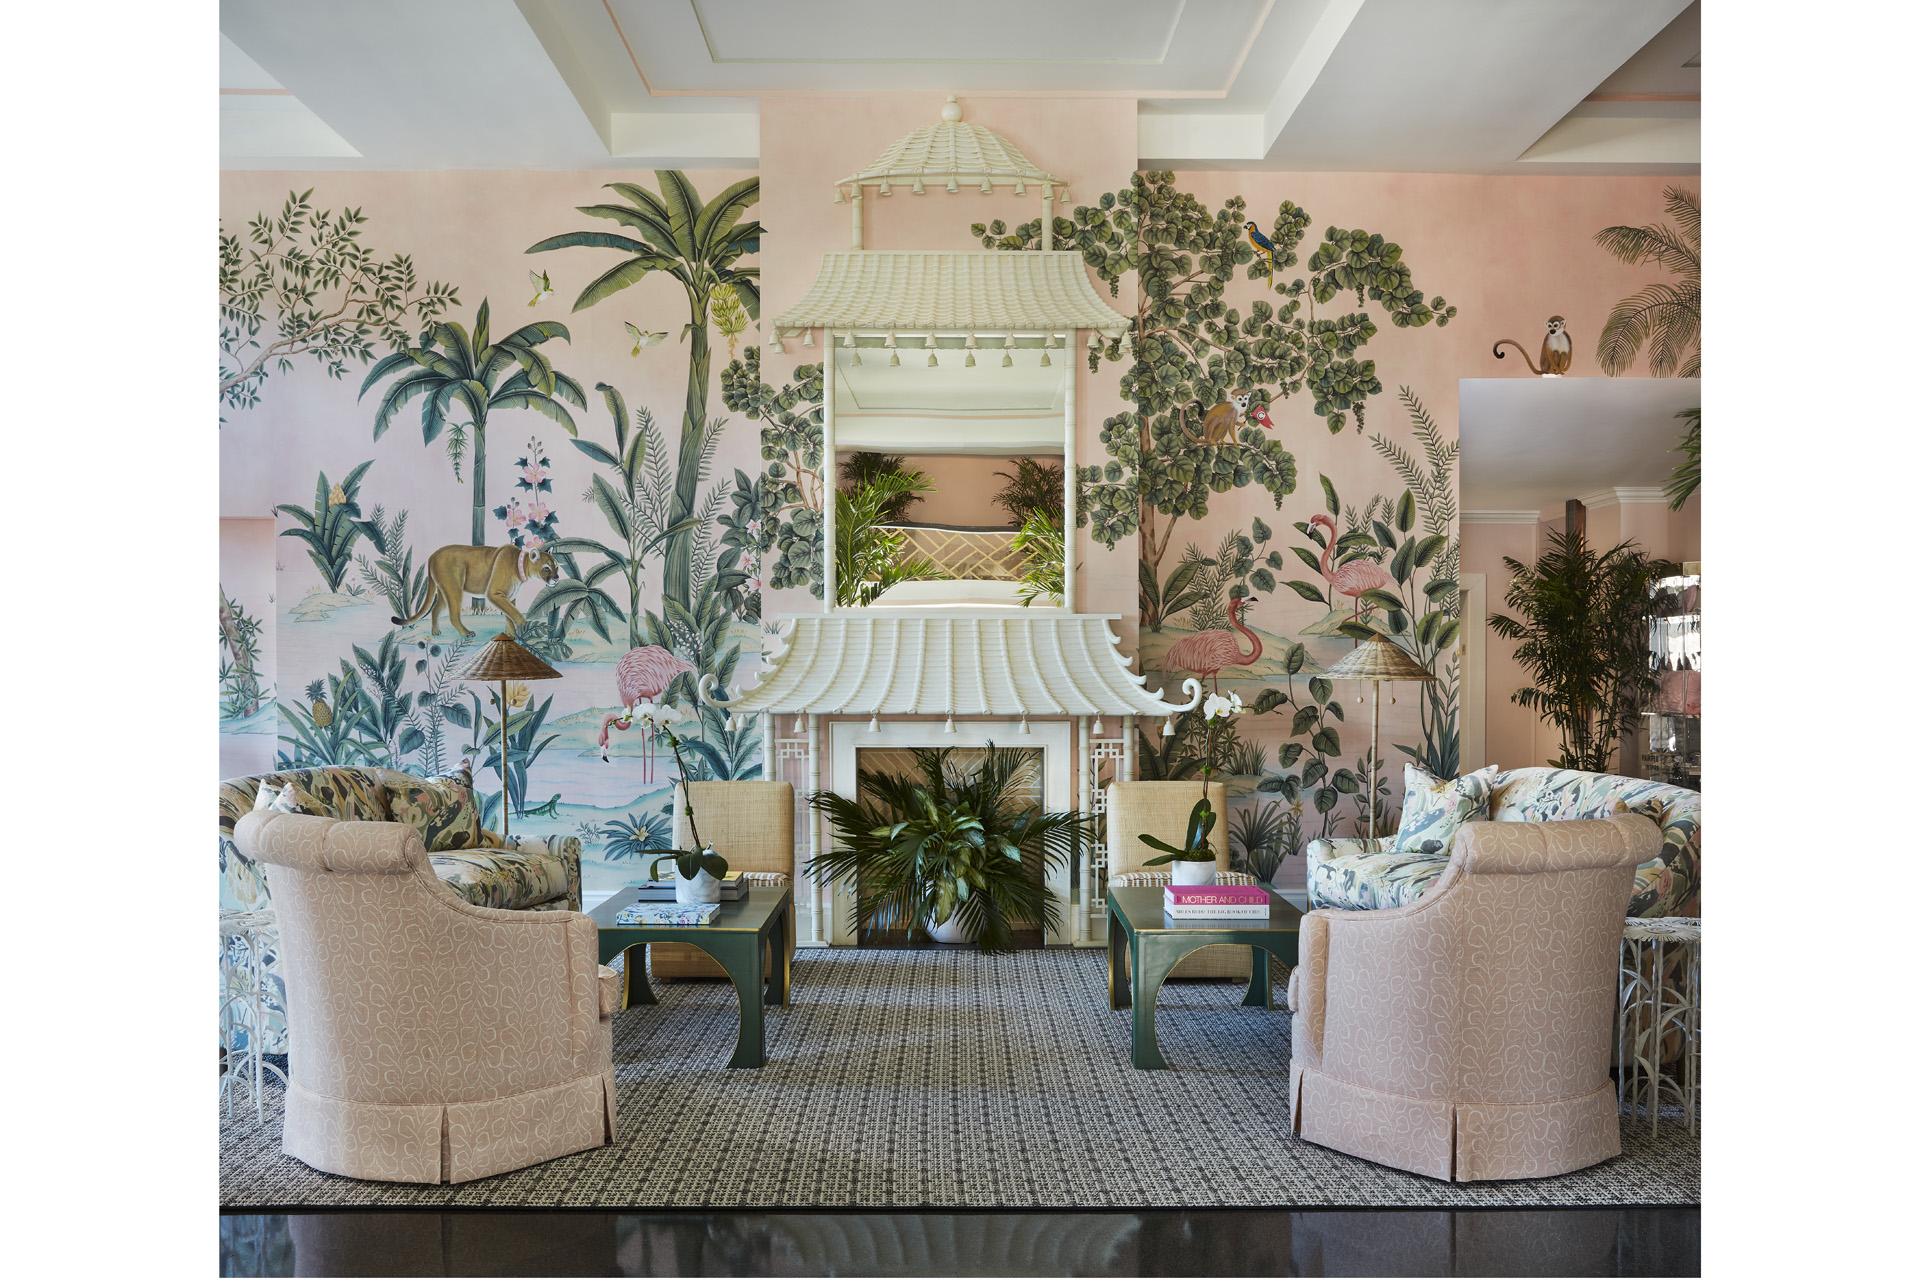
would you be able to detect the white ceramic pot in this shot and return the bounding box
[927,913,976,945]
[675,866,723,904]
[1171,858,1218,886]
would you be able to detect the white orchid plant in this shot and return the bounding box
[1140,690,1244,866]
[626,701,729,884]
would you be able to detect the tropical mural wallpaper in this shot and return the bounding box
[220,134,1687,901]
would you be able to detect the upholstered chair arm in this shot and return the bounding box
[1289,911,1330,1065]
[236,811,608,1099]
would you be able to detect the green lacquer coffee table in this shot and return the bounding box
[590,884,792,1068]
[1106,885,1303,1069]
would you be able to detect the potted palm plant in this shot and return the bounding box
[1138,691,1243,884]
[807,744,1093,953]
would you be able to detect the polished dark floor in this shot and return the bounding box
[219,1207,1699,1277]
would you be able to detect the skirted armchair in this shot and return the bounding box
[651,781,796,981]
[1104,781,1254,981]
[1288,814,1659,1182]
[235,808,617,1184]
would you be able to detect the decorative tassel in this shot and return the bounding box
[943,715,955,733]
[927,347,939,367]
[1014,181,1026,197]
[1162,715,1175,737]
[1001,346,1013,368]
[868,716,879,732]
[879,180,892,197]
[1092,716,1103,735]
[1019,715,1030,735]
[964,333,977,367]
[833,186,845,205]
[889,349,900,367]
[947,176,960,193]
[802,330,814,347]
[980,178,993,195]
[911,177,925,195]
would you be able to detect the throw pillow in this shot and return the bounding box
[251,783,280,812]
[387,765,482,852]
[1392,763,1498,857]
[268,782,324,816]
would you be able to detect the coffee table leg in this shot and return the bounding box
[1131,936,1186,1069]
[1243,946,1271,1008]
[1108,917,1131,1010]
[621,944,656,1009]
[766,913,788,1009]
[719,936,766,1068]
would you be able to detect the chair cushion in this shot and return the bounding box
[429,847,572,911]
[386,766,483,853]
[1308,847,1450,911]
[1392,763,1497,857]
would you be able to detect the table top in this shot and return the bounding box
[1107,885,1305,937]
[589,883,790,936]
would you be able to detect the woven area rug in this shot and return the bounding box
[219,948,1699,1208]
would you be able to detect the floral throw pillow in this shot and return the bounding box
[1392,763,1498,858]
[387,766,482,853]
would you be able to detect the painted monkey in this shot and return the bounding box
[1493,316,1573,376]
[1179,391,1254,445]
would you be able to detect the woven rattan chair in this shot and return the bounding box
[1104,781,1253,980]
[651,782,797,981]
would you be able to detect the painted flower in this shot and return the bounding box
[503,504,528,531]
[745,576,763,593]
[526,498,551,525]
[519,462,545,488]
[739,550,759,572]
[504,681,531,710]
[745,518,763,537]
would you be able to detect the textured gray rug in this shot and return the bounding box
[218,948,1699,1208]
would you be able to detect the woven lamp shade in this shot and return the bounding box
[455,633,562,683]
[1323,633,1436,682]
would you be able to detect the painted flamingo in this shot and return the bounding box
[599,646,698,777]
[1163,595,1264,693]
[1309,513,1392,624]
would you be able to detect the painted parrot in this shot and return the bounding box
[527,269,552,307]
[1244,221,1279,290]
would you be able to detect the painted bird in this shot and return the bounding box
[1244,221,1279,290]
[527,269,552,307]
[627,323,668,356]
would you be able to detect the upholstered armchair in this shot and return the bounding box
[1104,781,1253,981]
[1288,814,1659,1182]
[651,781,797,981]
[235,808,617,1184]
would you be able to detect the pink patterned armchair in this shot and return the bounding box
[235,809,618,1184]
[1287,814,1659,1182]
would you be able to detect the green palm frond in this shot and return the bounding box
[1594,186,1701,377]
[1664,408,1701,510]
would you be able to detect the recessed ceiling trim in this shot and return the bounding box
[220,87,293,96]
[607,0,1274,98]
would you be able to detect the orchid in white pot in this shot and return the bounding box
[630,702,730,904]
[1139,691,1244,886]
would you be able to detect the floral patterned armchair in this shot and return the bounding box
[218,765,583,1055]
[1305,767,1700,919]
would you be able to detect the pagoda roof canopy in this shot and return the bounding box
[771,250,1128,340]
[700,612,1202,719]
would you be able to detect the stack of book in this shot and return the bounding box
[614,901,720,927]
[629,872,753,902]
[1163,883,1270,920]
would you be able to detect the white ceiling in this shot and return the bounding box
[1459,378,1701,514]
[220,0,1699,173]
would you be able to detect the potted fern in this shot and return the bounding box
[807,744,1093,953]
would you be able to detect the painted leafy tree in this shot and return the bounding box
[1594,186,1700,377]
[220,188,460,412]
[528,172,761,613]
[720,348,827,600]
[976,171,1455,628]
[359,299,585,546]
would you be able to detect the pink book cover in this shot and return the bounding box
[1163,884,1269,907]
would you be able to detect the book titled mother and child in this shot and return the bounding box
[1163,884,1272,920]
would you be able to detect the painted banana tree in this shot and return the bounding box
[358,298,585,546]
[527,172,761,613]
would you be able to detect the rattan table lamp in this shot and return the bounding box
[455,632,562,840]
[1323,632,1437,843]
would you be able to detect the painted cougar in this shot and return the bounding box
[394,544,558,638]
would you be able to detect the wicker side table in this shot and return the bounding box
[1617,915,1700,1137]
[220,909,287,1120]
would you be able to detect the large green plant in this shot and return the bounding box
[835,471,937,607]
[839,452,923,523]
[359,299,584,546]
[1595,186,1700,377]
[529,172,761,612]
[1664,408,1701,510]
[976,172,1453,623]
[991,457,1065,526]
[808,745,1092,953]
[1011,510,1066,607]
[1489,529,1675,772]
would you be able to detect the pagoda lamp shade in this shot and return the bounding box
[455,633,562,839]
[1323,633,1436,843]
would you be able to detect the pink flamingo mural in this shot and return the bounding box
[598,645,698,777]
[1309,513,1392,625]
[1163,595,1264,693]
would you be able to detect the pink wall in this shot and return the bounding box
[860,453,1036,528]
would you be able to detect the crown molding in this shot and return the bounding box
[1461,510,1542,525]
[1577,486,1669,510]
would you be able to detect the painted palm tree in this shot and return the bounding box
[527,172,760,612]
[1594,186,1700,378]
[359,298,585,546]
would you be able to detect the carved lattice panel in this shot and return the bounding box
[882,526,1023,580]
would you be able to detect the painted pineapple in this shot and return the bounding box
[305,678,333,728]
